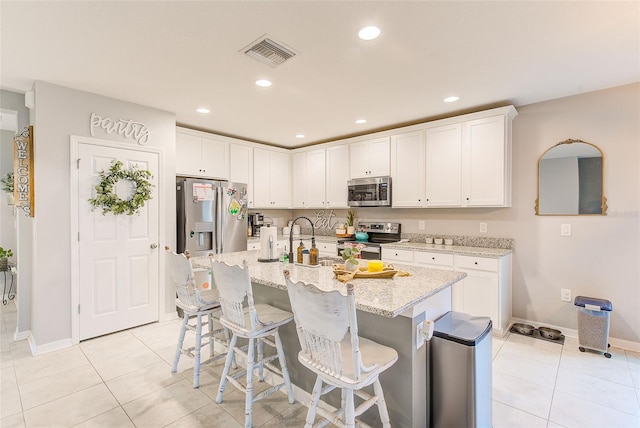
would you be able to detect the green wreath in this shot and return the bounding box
[88,160,154,215]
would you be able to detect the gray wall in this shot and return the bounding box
[28,81,176,350]
[288,83,639,343]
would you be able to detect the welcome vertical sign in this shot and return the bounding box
[14,126,34,217]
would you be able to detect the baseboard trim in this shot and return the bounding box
[28,334,74,356]
[510,317,640,352]
[13,329,30,341]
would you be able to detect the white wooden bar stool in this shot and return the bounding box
[284,271,398,428]
[165,247,229,388]
[210,258,295,428]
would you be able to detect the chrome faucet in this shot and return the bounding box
[288,216,315,263]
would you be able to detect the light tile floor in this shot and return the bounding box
[2,300,639,427]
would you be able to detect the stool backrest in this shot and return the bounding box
[210,259,258,331]
[166,248,199,308]
[284,272,362,380]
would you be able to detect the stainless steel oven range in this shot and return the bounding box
[336,222,401,260]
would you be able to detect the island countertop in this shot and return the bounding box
[191,250,466,318]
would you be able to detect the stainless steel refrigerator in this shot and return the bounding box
[176,177,248,257]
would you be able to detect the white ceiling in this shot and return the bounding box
[1,1,638,148]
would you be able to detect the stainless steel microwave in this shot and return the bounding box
[347,176,392,207]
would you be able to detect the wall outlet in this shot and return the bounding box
[418,220,425,230]
[272,218,278,226]
[479,222,488,233]
[561,288,572,302]
[560,223,571,236]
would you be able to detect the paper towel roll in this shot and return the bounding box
[259,226,278,261]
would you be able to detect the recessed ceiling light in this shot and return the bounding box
[295,134,305,139]
[444,96,460,103]
[358,26,381,41]
[355,119,367,124]
[196,107,210,114]
[255,79,272,87]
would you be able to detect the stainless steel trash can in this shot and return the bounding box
[574,296,613,358]
[431,311,493,428]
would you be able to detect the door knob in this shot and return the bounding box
[150,243,158,249]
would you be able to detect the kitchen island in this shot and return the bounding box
[192,250,467,428]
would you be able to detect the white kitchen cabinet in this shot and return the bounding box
[176,130,229,179]
[292,145,350,209]
[381,248,414,266]
[248,241,260,251]
[325,144,350,208]
[462,115,510,207]
[350,137,390,179]
[425,124,463,207]
[453,253,512,335]
[292,149,326,208]
[230,143,253,208]
[413,251,454,270]
[390,131,425,207]
[253,148,291,208]
[298,239,337,258]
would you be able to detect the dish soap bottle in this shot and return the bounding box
[297,240,305,264]
[310,237,319,266]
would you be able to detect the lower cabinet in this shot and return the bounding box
[452,254,512,336]
[248,240,337,257]
[382,247,512,335]
[381,248,414,266]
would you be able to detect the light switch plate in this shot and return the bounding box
[418,220,425,230]
[561,224,571,237]
[479,222,487,233]
[561,288,572,302]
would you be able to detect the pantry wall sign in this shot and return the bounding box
[14,126,34,217]
[89,112,150,145]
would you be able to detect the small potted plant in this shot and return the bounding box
[341,242,364,271]
[1,173,13,205]
[0,246,13,272]
[346,209,356,235]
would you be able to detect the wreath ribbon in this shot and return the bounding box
[88,160,154,215]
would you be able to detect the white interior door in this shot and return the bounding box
[77,143,159,340]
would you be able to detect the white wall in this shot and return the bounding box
[28,81,176,351]
[289,83,639,343]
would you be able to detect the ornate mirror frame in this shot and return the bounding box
[535,138,607,216]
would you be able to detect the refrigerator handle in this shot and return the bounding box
[216,185,223,254]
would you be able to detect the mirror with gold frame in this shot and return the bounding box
[536,139,606,216]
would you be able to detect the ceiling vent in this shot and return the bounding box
[242,36,297,68]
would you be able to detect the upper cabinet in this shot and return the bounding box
[292,144,350,209]
[176,129,229,179]
[325,144,350,208]
[253,147,290,208]
[462,115,509,207]
[390,106,516,208]
[350,137,390,179]
[425,124,463,207]
[391,131,426,207]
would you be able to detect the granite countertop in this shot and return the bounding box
[191,250,466,318]
[381,242,512,257]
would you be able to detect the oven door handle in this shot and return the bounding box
[360,246,380,253]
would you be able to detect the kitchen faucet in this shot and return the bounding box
[288,216,315,263]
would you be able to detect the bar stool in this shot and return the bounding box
[210,258,295,428]
[165,247,229,388]
[284,271,398,428]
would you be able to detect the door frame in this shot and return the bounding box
[70,135,165,345]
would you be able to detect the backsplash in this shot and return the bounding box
[292,226,514,249]
[402,233,514,249]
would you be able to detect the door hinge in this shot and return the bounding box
[77,304,80,314]
[77,158,80,169]
[78,232,80,242]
